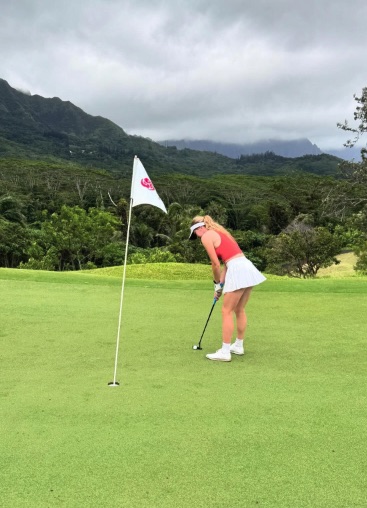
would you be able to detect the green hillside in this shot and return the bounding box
[0,78,341,178]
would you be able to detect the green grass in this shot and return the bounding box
[87,262,213,280]
[1,267,367,507]
[318,252,359,278]
[85,263,285,281]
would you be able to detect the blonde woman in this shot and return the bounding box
[189,215,266,362]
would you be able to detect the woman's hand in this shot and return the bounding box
[214,282,224,300]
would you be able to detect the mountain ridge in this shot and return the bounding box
[158,138,322,158]
[0,78,342,177]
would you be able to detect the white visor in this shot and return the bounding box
[189,221,205,240]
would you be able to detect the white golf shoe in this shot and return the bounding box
[230,343,245,356]
[206,349,231,362]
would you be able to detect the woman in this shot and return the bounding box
[189,215,266,362]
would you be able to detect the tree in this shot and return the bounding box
[337,87,367,160]
[223,188,251,229]
[25,206,121,271]
[354,241,367,273]
[336,88,367,203]
[233,230,269,270]
[0,218,30,267]
[265,217,341,278]
[336,87,367,271]
[0,195,26,224]
[206,201,228,226]
[266,201,291,235]
[130,222,154,249]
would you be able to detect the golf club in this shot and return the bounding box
[192,298,217,350]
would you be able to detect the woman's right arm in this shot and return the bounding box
[201,232,221,283]
[220,265,227,285]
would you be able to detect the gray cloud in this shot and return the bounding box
[1,0,367,150]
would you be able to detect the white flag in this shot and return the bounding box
[131,156,167,213]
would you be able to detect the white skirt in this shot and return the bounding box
[223,256,266,294]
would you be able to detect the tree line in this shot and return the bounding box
[0,166,364,277]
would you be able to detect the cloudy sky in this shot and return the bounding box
[1,0,367,151]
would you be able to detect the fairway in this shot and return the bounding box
[1,268,367,507]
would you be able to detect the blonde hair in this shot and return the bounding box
[191,215,236,241]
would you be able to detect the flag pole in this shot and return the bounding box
[108,156,166,387]
[108,159,137,387]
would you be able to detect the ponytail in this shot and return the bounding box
[191,215,236,241]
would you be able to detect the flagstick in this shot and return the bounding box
[108,196,133,387]
[108,155,166,387]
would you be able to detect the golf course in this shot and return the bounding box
[1,259,366,507]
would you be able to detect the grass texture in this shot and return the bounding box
[317,251,359,278]
[1,267,367,507]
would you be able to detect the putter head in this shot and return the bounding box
[193,345,202,350]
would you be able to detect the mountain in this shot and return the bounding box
[0,78,242,176]
[0,78,129,169]
[0,78,341,177]
[158,138,322,158]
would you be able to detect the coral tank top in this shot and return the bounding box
[214,231,243,262]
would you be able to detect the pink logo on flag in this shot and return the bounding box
[141,178,155,191]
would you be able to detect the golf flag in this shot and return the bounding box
[108,156,167,387]
[131,156,167,213]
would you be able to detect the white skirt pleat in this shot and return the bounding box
[223,256,266,293]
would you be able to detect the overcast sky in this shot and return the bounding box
[1,0,367,151]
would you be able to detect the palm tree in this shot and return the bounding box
[130,222,154,248]
[0,195,26,224]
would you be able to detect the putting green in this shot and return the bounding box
[1,268,366,507]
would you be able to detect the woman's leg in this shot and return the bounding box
[207,286,254,361]
[234,287,253,340]
[221,289,247,343]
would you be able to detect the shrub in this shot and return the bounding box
[129,247,179,264]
